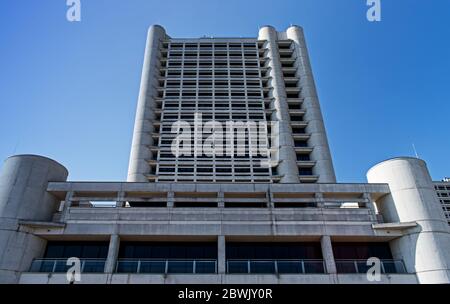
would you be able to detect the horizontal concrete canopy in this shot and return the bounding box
[47,182,390,200]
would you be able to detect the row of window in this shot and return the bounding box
[158,167,271,174]
[166,42,258,49]
[42,241,393,260]
[156,153,309,161]
[165,61,260,68]
[435,185,450,191]
[162,100,265,106]
[155,166,312,176]
[156,178,273,183]
[162,104,264,110]
[165,80,262,86]
[164,91,262,97]
[166,54,258,60]
[161,113,265,120]
[165,70,260,76]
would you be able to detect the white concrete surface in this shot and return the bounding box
[128,25,167,182]
[286,26,336,183]
[0,155,68,283]
[367,157,450,284]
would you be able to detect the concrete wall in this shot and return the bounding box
[367,157,450,284]
[0,155,68,283]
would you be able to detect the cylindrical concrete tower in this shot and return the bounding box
[0,155,68,283]
[128,25,167,182]
[258,26,300,183]
[367,157,450,284]
[286,25,336,183]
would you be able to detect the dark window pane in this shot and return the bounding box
[117,261,138,273]
[227,261,248,274]
[118,242,217,259]
[277,261,302,274]
[83,260,105,273]
[226,242,322,259]
[140,261,166,274]
[195,261,216,274]
[332,243,393,260]
[64,245,82,258]
[250,261,275,274]
[53,260,70,273]
[45,245,64,259]
[168,261,193,273]
[44,242,108,259]
[304,261,325,273]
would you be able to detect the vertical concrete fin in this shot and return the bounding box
[286,26,336,183]
[128,25,167,182]
[258,26,300,183]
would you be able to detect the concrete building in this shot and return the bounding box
[128,25,335,184]
[434,179,450,225]
[0,25,449,284]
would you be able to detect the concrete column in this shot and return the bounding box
[367,157,450,284]
[104,234,120,273]
[128,25,167,182]
[362,192,378,222]
[267,190,274,208]
[116,191,125,208]
[320,235,337,274]
[258,26,300,183]
[286,26,336,183]
[218,235,226,274]
[217,192,224,208]
[0,155,68,283]
[60,191,73,221]
[315,192,324,208]
[167,191,174,208]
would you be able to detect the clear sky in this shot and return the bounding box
[0,0,449,182]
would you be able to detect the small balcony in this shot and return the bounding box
[226,259,325,274]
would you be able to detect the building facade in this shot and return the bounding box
[127,25,335,184]
[0,25,449,284]
[434,179,450,225]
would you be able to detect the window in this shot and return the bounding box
[119,242,217,259]
[297,154,310,161]
[44,241,109,259]
[159,167,175,173]
[226,242,322,259]
[294,140,308,147]
[299,168,313,176]
[332,243,393,260]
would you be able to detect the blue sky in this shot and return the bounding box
[0,0,449,182]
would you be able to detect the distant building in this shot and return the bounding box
[434,179,450,225]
